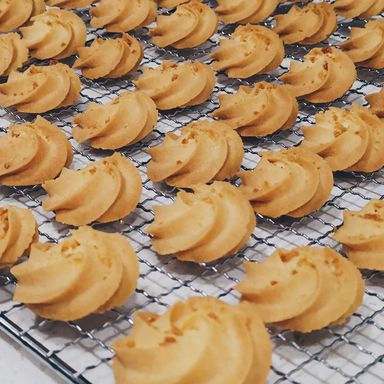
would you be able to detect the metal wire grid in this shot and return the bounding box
[0,1,384,383]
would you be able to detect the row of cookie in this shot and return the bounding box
[3,1,384,73]
[2,100,384,221]
[0,56,381,160]
[1,204,369,329]
[0,137,380,269]
[0,47,360,117]
[3,13,384,84]
[1,205,371,383]
[2,207,369,343]
[4,0,379,35]
[2,93,381,178]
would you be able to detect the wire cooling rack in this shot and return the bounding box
[1,1,384,383]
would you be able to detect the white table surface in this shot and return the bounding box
[0,330,68,384]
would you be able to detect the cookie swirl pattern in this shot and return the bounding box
[112,297,271,384]
[334,200,384,271]
[90,0,157,32]
[20,9,86,59]
[280,47,356,103]
[146,182,256,263]
[0,63,80,113]
[300,105,384,172]
[11,226,140,321]
[147,120,243,188]
[239,148,333,218]
[42,153,142,226]
[236,247,364,332]
[0,116,73,186]
[150,0,218,49]
[210,25,284,78]
[212,82,298,137]
[74,35,143,79]
[73,91,157,149]
[134,61,215,110]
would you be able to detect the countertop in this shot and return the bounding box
[0,330,67,384]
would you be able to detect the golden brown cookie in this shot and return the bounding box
[90,0,157,32]
[74,34,143,79]
[147,120,243,187]
[112,296,271,384]
[239,147,333,218]
[215,0,279,24]
[46,0,96,8]
[300,105,384,172]
[236,247,364,332]
[0,116,72,186]
[20,9,86,60]
[150,0,218,49]
[73,91,157,149]
[341,20,384,69]
[274,2,337,45]
[0,205,37,268]
[11,226,139,321]
[0,63,80,113]
[0,33,28,76]
[334,200,384,271]
[280,47,356,103]
[134,60,215,110]
[212,82,298,137]
[0,0,44,32]
[146,181,256,263]
[333,0,384,18]
[210,24,284,78]
[366,87,384,118]
[42,153,142,225]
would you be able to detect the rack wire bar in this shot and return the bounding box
[1,1,384,383]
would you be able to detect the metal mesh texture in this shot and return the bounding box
[1,1,384,383]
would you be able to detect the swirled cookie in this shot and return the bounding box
[158,0,188,8]
[72,91,158,149]
[0,63,80,113]
[340,20,384,69]
[146,182,255,263]
[147,120,243,187]
[212,82,298,137]
[0,205,37,268]
[334,200,384,271]
[300,105,384,172]
[90,0,157,32]
[0,33,28,76]
[235,247,364,332]
[150,1,218,49]
[113,297,271,384]
[46,0,96,8]
[74,35,143,79]
[210,24,284,78]
[274,2,337,45]
[333,0,384,19]
[0,116,72,186]
[280,47,356,103]
[239,148,333,218]
[215,0,278,24]
[366,87,384,118]
[20,9,86,60]
[42,153,142,225]
[0,0,44,32]
[11,226,139,321]
[134,60,215,110]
